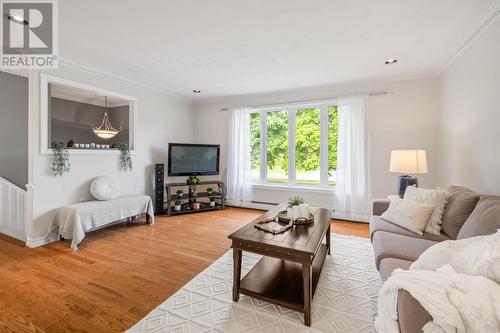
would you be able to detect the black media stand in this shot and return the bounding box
[164,181,225,216]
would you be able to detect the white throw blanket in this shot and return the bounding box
[376,231,500,333]
[47,195,154,251]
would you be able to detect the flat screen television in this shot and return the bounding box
[168,143,220,176]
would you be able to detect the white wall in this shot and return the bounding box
[28,64,194,242]
[194,76,441,214]
[439,16,500,195]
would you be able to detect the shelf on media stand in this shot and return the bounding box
[164,180,225,216]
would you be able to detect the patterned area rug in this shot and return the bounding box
[127,234,382,333]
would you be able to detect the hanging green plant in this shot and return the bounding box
[119,143,133,172]
[50,141,70,176]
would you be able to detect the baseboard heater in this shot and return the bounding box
[251,200,279,206]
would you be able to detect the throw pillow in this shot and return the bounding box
[457,195,500,239]
[380,197,436,235]
[441,186,480,239]
[403,186,448,235]
[90,175,120,201]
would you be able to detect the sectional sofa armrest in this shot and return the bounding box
[372,199,391,216]
[398,289,432,333]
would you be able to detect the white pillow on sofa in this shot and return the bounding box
[90,175,120,201]
[404,186,448,235]
[381,197,436,235]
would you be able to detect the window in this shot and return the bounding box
[266,110,288,183]
[296,107,321,185]
[250,112,261,181]
[250,103,338,187]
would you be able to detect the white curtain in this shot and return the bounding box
[226,108,252,206]
[335,95,371,221]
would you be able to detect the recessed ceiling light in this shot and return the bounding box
[193,89,201,93]
[385,59,398,65]
[6,14,29,25]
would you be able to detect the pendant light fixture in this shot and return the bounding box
[91,96,122,140]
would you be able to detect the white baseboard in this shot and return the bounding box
[26,236,49,248]
[0,228,26,242]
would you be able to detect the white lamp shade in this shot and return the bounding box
[389,150,428,174]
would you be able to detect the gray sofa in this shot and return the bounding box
[370,186,500,332]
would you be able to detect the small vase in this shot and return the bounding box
[299,203,310,218]
[210,201,215,207]
[292,206,301,220]
[175,205,181,211]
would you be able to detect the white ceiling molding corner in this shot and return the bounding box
[59,59,193,104]
[436,0,500,75]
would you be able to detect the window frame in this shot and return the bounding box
[250,101,337,188]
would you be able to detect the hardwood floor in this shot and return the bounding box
[0,207,369,333]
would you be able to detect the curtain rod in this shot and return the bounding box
[220,90,392,111]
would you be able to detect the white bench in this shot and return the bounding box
[48,195,154,250]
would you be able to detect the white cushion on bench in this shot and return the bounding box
[48,195,154,250]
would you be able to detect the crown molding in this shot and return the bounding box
[194,69,437,106]
[436,0,500,75]
[58,58,193,104]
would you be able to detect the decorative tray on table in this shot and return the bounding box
[278,210,315,225]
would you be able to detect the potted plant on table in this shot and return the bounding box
[174,200,182,211]
[287,196,304,219]
[209,197,216,207]
[288,196,304,207]
[176,189,184,199]
[207,187,214,195]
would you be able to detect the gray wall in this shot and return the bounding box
[50,98,129,146]
[0,71,28,189]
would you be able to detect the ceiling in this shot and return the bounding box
[59,0,499,99]
[50,83,130,107]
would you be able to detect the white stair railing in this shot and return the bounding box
[0,177,28,241]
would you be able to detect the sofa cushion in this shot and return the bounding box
[372,231,438,270]
[441,186,480,239]
[379,258,412,281]
[370,216,451,242]
[457,195,500,239]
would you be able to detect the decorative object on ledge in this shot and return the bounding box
[50,141,70,176]
[91,96,122,139]
[176,189,184,199]
[118,143,132,172]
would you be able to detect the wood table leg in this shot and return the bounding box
[302,263,312,326]
[327,223,331,255]
[232,248,242,302]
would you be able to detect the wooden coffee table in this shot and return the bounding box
[228,206,332,326]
